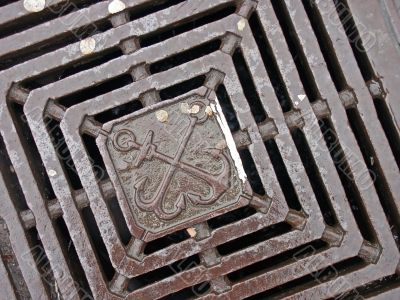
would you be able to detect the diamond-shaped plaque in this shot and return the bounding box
[97,95,250,240]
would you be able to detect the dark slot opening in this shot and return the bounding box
[45,117,82,190]
[108,197,131,246]
[0,0,100,39]
[264,139,302,210]
[0,18,112,71]
[81,134,131,245]
[160,281,210,299]
[246,257,365,299]
[8,102,56,200]
[94,100,143,123]
[239,149,266,196]
[144,229,190,255]
[159,75,205,100]
[227,239,328,282]
[248,12,292,112]
[0,1,19,8]
[81,134,108,182]
[150,39,221,74]
[0,135,29,211]
[271,1,321,102]
[81,207,115,281]
[301,0,347,91]
[346,108,400,248]
[291,129,338,226]
[342,274,400,299]
[317,118,376,242]
[57,73,133,107]
[26,227,59,298]
[128,254,200,291]
[216,84,241,132]
[0,218,30,299]
[140,4,236,47]
[129,0,187,22]
[207,206,257,230]
[54,217,93,299]
[217,222,292,256]
[23,47,123,89]
[373,98,400,170]
[333,0,375,81]
[232,48,267,123]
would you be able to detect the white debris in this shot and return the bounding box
[80,37,96,55]
[23,0,45,12]
[108,0,126,14]
[155,110,168,122]
[48,169,57,177]
[297,94,306,101]
[205,106,213,116]
[190,105,200,114]
[237,18,246,31]
[186,227,197,238]
[211,97,247,183]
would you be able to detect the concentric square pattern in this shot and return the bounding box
[0,0,399,299]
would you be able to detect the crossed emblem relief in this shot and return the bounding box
[110,100,232,221]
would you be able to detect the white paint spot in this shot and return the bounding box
[48,169,57,177]
[80,37,96,55]
[297,94,306,101]
[108,0,126,14]
[186,227,197,238]
[294,101,299,106]
[23,0,45,12]
[211,98,247,183]
[237,18,246,31]
[155,110,168,122]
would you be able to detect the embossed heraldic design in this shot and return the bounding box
[97,95,251,240]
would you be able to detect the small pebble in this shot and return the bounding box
[190,105,200,114]
[186,227,197,238]
[108,0,126,14]
[80,37,96,55]
[156,110,168,122]
[24,0,45,12]
[48,169,57,177]
[237,18,246,31]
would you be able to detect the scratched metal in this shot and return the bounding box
[0,0,399,299]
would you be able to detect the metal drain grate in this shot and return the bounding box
[0,0,400,299]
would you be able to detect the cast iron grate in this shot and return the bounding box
[0,0,400,299]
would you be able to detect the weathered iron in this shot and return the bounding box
[0,0,399,299]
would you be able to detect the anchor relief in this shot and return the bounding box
[112,111,230,220]
[98,96,245,236]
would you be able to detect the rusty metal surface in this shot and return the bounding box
[97,95,250,240]
[0,0,399,299]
